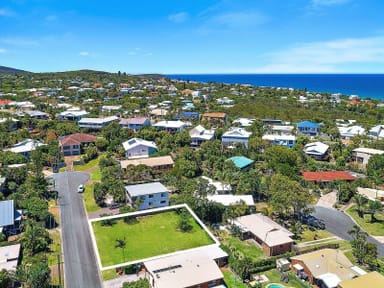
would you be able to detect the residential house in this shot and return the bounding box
[297,121,320,136]
[0,176,5,193]
[226,156,254,171]
[78,116,119,129]
[207,195,254,207]
[304,141,330,161]
[101,105,122,112]
[217,97,235,106]
[369,125,384,140]
[58,109,88,121]
[232,118,255,127]
[144,250,224,288]
[120,155,174,173]
[153,120,186,132]
[25,110,49,120]
[202,112,227,126]
[302,171,356,183]
[262,119,285,125]
[5,139,45,158]
[0,244,21,272]
[270,125,294,135]
[122,138,158,159]
[59,133,97,156]
[352,147,384,166]
[356,187,384,203]
[174,111,200,121]
[234,213,294,256]
[119,117,151,131]
[291,249,361,288]
[338,271,384,288]
[221,128,252,148]
[149,108,168,120]
[0,200,22,234]
[189,125,215,146]
[125,182,169,210]
[262,134,296,148]
[338,125,365,140]
[0,118,19,131]
[201,176,232,194]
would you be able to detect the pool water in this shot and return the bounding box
[266,284,284,288]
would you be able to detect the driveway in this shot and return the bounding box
[54,172,102,288]
[312,206,384,257]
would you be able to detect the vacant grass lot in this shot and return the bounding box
[92,210,214,266]
[346,205,384,236]
[73,156,100,171]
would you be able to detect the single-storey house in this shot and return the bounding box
[302,171,356,183]
[78,116,119,129]
[153,120,186,132]
[59,133,97,156]
[120,155,174,173]
[262,134,296,148]
[122,138,158,159]
[221,128,252,148]
[119,117,151,131]
[125,182,169,210]
[226,156,254,171]
[232,118,255,127]
[338,271,384,288]
[338,125,365,140]
[207,195,254,207]
[58,109,88,121]
[189,125,215,146]
[234,213,294,256]
[202,112,227,126]
[356,187,384,203]
[369,125,384,140]
[5,139,46,158]
[144,250,224,288]
[0,244,21,272]
[304,141,330,161]
[149,108,168,120]
[25,110,49,120]
[291,249,361,288]
[352,147,384,166]
[0,200,22,234]
[201,176,232,194]
[297,121,320,136]
[270,125,295,135]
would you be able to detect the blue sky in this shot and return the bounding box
[1,0,384,73]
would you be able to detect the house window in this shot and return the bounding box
[160,200,167,204]
[148,194,154,199]
[63,146,70,150]
[161,193,167,197]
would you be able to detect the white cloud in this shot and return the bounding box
[79,51,89,56]
[254,36,384,73]
[311,0,351,7]
[0,37,39,46]
[168,12,189,23]
[0,48,7,54]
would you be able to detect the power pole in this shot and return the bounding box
[57,254,62,287]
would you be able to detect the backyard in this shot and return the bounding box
[92,210,215,267]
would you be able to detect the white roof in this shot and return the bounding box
[122,138,157,152]
[6,139,45,154]
[317,273,341,288]
[293,263,304,271]
[338,125,365,137]
[0,244,20,272]
[271,125,294,133]
[125,182,168,197]
[144,250,223,288]
[207,195,254,206]
[222,127,252,138]
[369,125,384,138]
[232,118,255,127]
[154,120,186,129]
[0,118,19,123]
[350,266,367,276]
[78,116,119,124]
[59,109,88,117]
[189,125,215,140]
[357,187,384,202]
[304,142,329,156]
[353,147,384,155]
[235,213,294,247]
[201,176,231,193]
[262,134,296,141]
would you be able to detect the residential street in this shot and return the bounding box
[54,172,102,288]
[312,206,384,257]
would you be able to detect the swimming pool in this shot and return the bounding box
[266,284,284,288]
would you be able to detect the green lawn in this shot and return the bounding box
[262,269,313,288]
[91,169,102,181]
[346,205,384,236]
[83,184,100,213]
[102,269,119,281]
[221,233,264,261]
[73,156,100,171]
[223,269,248,288]
[92,210,215,266]
[296,228,333,243]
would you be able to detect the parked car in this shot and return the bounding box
[77,184,85,193]
[109,203,122,210]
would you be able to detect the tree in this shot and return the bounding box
[178,210,193,232]
[367,154,384,180]
[21,220,50,256]
[348,225,369,265]
[22,197,49,221]
[115,237,127,262]
[122,278,150,288]
[0,269,12,288]
[354,194,368,218]
[367,200,382,223]
[264,145,300,177]
[26,262,50,288]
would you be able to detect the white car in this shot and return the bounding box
[77,184,85,193]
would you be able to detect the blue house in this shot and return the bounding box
[119,117,151,131]
[125,182,169,210]
[297,121,320,136]
[174,112,200,121]
[226,156,254,171]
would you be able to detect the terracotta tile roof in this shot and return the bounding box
[0,100,12,105]
[203,112,227,118]
[59,133,96,146]
[302,171,356,182]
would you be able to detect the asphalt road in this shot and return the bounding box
[312,206,384,257]
[54,172,102,288]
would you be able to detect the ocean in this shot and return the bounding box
[167,74,384,100]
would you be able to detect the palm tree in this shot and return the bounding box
[354,194,367,218]
[115,237,127,262]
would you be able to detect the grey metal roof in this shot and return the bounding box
[0,200,14,227]
[125,182,168,197]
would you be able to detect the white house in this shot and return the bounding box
[201,176,232,194]
[0,244,21,272]
[58,109,88,121]
[270,125,295,135]
[207,195,254,207]
[232,118,255,127]
[78,116,119,129]
[5,139,45,158]
[125,182,169,210]
[189,125,215,146]
[352,147,384,166]
[122,138,158,159]
[221,128,252,148]
[304,142,330,160]
[369,125,384,140]
[153,120,186,132]
[262,134,296,148]
[338,125,365,140]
